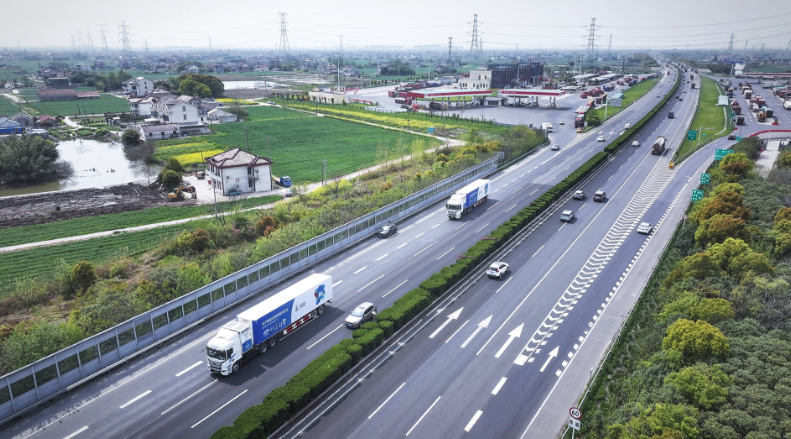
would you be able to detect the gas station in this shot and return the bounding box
[405,88,496,109]
[497,89,564,108]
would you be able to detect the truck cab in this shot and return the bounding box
[445,193,467,219]
[206,321,253,376]
[280,176,292,187]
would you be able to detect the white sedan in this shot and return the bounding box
[637,222,653,234]
[597,136,605,142]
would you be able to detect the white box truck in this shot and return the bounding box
[446,179,491,219]
[206,273,332,376]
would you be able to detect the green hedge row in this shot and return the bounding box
[210,70,681,439]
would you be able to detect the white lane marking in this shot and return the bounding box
[307,324,344,350]
[455,221,469,231]
[119,390,152,409]
[413,243,434,257]
[431,224,440,229]
[532,245,544,258]
[436,247,455,261]
[406,396,441,436]
[369,382,407,419]
[495,277,512,294]
[486,202,500,211]
[175,361,203,377]
[492,377,507,395]
[465,410,484,432]
[63,426,89,439]
[415,233,425,238]
[512,178,517,182]
[358,274,385,292]
[578,203,587,211]
[608,174,613,181]
[397,243,408,249]
[377,254,388,261]
[530,189,538,195]
[505,204,517,213]
[191,389,248,429]
[475,223,490,233]
[161,380,218,415]
[354,266,367,274]
[446,320,469,344]
[332,280,343,287]
[383,279,409,298]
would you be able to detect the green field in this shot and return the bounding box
[587,77,661,121]
[0,96,20,115]
[0,195,282,248]
[23,94,130,116]
[676,77,729,159]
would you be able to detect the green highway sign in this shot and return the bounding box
[687,130,697,140]
[700,173,711,185]
[736,136,742,141]
[702,133,707,137]
[716,149,733,155]
[692,190,704,201]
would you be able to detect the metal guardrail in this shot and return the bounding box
[0,153,503,425]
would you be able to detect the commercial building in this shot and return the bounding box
[458,67,491,89]
[486,60,543,88]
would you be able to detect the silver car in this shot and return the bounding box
[487,262,509,279]
[597,136,605,142]
[637,222,653,234]
[560,210,575,222]
[346,302,377,329]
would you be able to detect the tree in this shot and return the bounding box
[587,113,602,126]
[775,207,791,225]
[160,170,182,189]
[719,153,753,178]
[121,128,141,147]
[166,157,185,173]
[664,364,732,409]
[71,260,97,295]
[192,82,212,98]
[608,404,700,439]
[175,74,224,98]
[711,182,745,196]
[663,319,731,362]
[695,214,748,245]
[694,192,750,223]
[690,298,735,324]
[707,238,773,278]
[0,135,62,184]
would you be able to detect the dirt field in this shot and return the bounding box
[0,183,192,229]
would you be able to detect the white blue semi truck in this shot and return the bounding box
[445,179,491,219]
[206,273,333,376]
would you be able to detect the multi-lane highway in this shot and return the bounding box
[4,70,679,439]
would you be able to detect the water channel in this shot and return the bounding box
[0,139,158,197]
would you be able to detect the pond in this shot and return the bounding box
[223,81,283,90]
[0,139,159,197]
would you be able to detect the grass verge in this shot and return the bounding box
[676,76,729,159]
[587,77,661,122]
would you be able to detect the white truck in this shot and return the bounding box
[206,273,333,376]
[446,179,491,219]
[541,122,554,132]
[784,100,791,111]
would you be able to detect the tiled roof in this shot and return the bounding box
[206,147,272,168]
[140,124,179,133]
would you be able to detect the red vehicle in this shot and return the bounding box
[388,90,397,98]
[394,97,412,105]
[580,92,588,99]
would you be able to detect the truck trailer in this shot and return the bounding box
[652,136,667,155]
[446,179,491,219]
[206,273,333,375]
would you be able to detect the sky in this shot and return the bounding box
[4,0,791,53]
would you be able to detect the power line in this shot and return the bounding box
[288,18,467,30]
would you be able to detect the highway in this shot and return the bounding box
[3,70,678,439]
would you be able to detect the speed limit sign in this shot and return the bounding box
[569,407,581,419]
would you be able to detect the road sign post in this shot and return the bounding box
[687,130,697,141]
[692,189,704,201]
[568,407,582,438]
[715,149,734,161]
[700,173,710,185]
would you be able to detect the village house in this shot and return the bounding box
[37,88,77,101]
[123,77,154,97]
[138,123,180,140]
[205,148,273,195]
[185,65,200,74]
[9,113,34,130]
[0,117,23,134]
[207,108,238,123]
[76,63,92,71]
[36,115,57,127]
[457,67,491,89]
[129,96,156,117]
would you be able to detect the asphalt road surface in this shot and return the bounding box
[4,71,679,439]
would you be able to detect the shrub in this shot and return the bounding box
[160,170,182,189]
[71,260,96,295]
[121,128,141,146]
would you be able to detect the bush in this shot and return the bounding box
[121,128,141,146]
[71,260,96,295]
[160,170,182,189]
[165,157,185,173]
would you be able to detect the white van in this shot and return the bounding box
[541,122,554,131]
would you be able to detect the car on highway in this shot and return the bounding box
[487,262,509,279]
[551,144,560,151]
[572,190,586,200]
[377,223,397,238]
[346,302,377,329]
[560,210,575,222]
[597,136,605,142]
[559,120,565,125]
[637,222,653,235]
[632,140,640,147]
[593,190,606,202]
[624,123,631,129]
[728,134,736,140]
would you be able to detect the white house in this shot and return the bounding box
[458,67,491,89]
[129,97,156,117]
[123,77,154,97]
[185,65,200,73]
[151,98,207,126]
[205,148,273,195]
[138,123,180,140]
[76,63,92,71]
[208,108,238,123]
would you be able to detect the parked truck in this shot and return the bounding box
[388,90,397,98]
[735,115,745,125]
[446,179,491,219]
[652,136,667,155]
[206,273,333,376]
[691,83,696,89]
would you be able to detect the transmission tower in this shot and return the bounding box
[144,39,149,54]
[340,35,343,57]
[77,29,85,53]
[278,13,290,55]
[99,25,110,55]
[760,43,765,55]
[584,18,600,70]
[85,28,95,54]
[727,34,734,54]
[469,14,479,59]
[608,34,612,57]
[448,36,453,65]
[784,38,791,58]
[71,34,77,52]
[209,37,212,54]
[479,39,483,60]
[118,21,133,53]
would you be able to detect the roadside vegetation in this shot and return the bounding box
[587,77,661,122]
[0,128,545,378]
[577,137,791,439]
[676,76,729,159]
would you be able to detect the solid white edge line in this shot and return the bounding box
[383,279,409,298]
[161,380,218,415]
[465,410,484,432]
[445,320,468,344]
[405,396,441,436]
[191,389,248,429]
[495,277,512,294]
[175,361,203,377]
[119,390,152,409]
[307,324,344,350]
[62,426,89,439]
[368,382,406,419]
[492,377,507,395]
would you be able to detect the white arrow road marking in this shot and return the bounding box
[429,308,463,339]
[461,315,492,348]
[538,346,559,372]
[494,324,524,358]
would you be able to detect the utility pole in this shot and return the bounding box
[209,37,212,55]
[469,14,479,60]
[144,39,149,55]
[448,37,453,66]
[278,12,290,56]
[608,34,612,58]
[99,25,110,55]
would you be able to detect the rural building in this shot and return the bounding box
[9,113,34,130]
[308,91,349,104]
[458,67,491,89]
[76,63,92,71]
[185,65,200,73]
[76,91,100,99]
[138,123,180,140]
[208,108,238,123]
[129,97,156,117]
[0,117,23,134]
[206,147,273,195]
[37,88,77,101]
[151,98,207,126]
[123,77,154,97]
[36,115,57,127]
[46,77,71,88]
